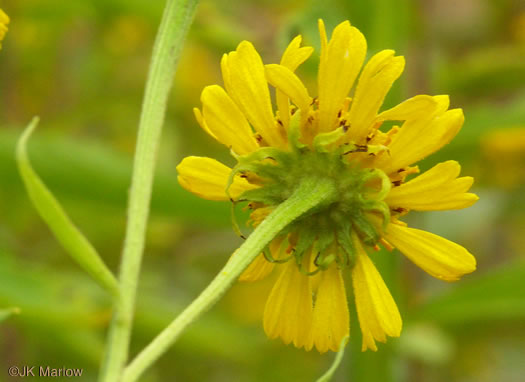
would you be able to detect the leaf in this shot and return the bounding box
[316,336,348,382]
[0,126,233,226]
[16,117,120,298]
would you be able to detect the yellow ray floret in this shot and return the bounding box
[277,35,314,128]
[176,156,256,201]
[280,35,314,71]
[352,238,402,351]
[222,41,286,148]
[200,85,259,155]
[318,20,366,133]
[386,160,479,210]
[263,259,313,349]
[265,64,312,114]
[346,50,405,143]
[384,223,476,281]
[238,237,283,282]
[309,264,350,353]
[377,106,464,174]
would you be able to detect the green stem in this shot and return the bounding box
[98,0,199,380]
[121,178,337,382]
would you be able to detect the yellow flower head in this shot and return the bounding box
[177,20,478,353]
[0,9,9,49]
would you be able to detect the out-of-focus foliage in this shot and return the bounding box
[0,0,524,381]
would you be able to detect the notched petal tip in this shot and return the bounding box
[310,265,350,353]
[352,238,402,352]
[263,261,313,349]
[385,160,478,211]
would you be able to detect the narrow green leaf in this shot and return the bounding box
[316,336,349,382]
[16,117,120,298]
[0,128,233,226]
[0,307,21,323]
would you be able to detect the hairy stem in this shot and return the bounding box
[122,178,337,382]
[98,0,199,380]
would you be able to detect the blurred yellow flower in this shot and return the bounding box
[481,126,525,155]
[177,20,478,353]
[0,8,9,49]
[481,126,525,189]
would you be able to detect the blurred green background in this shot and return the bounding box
[1,0,525,381]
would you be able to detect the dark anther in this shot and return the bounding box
[393,207,407,213]
[277,119,283,126]
[397,168,405,173]
[310,97,318,106]
[343,144,368,155]
[308,115,314,123]
[339,119,347,126]
[337,110,342,118]
[291,108,297,115]
[255,134,263,142]
[392,180,402,187]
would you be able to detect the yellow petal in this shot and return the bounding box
[318,20,367,133]
[265,64,311,113]
[239,253,275,282]
[276,91,291,130]
[0,9,8,24]
[239,237,283,282]
[220,53,233,95]
[176,156,256,201]
[384,223,476,281]
[201,85,259,155]
[386,160,479,210]
[226,41,286,148]
[193,107,217,139]
[276,35,314,129]
[352,239,402,351]
[263,260,313,348]
[347,50,405,142]
[375,94,441,122]
[280,35,314,71]
[310,265,350,353]
[376,103,464,174]
[0,8,9,47]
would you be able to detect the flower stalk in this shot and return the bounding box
[98,0,199,380]
[121,177,338,382]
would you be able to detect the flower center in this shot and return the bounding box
[229,112,391,272]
